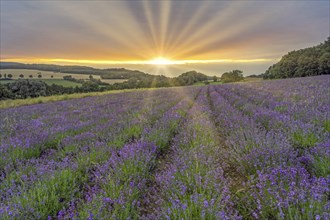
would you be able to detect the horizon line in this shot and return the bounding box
[1,57,275,66]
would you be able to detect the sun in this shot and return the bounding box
[148,57,174,65]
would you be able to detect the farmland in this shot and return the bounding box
[0,69,99,80]
[0,69,127,85]
[0,75,329,219]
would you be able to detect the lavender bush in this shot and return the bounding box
[0,75,329,219]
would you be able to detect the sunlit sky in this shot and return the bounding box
[0,1,329,76]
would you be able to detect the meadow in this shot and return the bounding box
[0,69,127,85]
[0,75,329,219]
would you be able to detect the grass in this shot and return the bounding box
[0,69,100,80]
[0,69,128,85]
[193,77,263,86]
[242,77,263,82]
[8,169,83,219]
[0,80,14,84]
[193,81,223,86]
[291,130,319,149]
[40,79,82,87]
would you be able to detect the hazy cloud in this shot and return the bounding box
[0,0,329,75]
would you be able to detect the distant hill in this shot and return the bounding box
[0,62,210,83]
[0,62,210,89]
[264,37,330,79]
[0,62,147,79]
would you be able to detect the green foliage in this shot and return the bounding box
[291,130,318,149]
[175,71,208,85]
[0,84,14,100]
[264,37,330,79]
[0,65,210,100]
[81,81,99,92]
[6,79,47,99]
[322,120,330,132]
[7,169,81,219]
[221,70,244,83]
[0,62,147,79]
[274,105,288,113]
[312,155,330,177]
[63,75,84,83]
[122,124,143,142]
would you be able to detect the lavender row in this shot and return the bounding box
[139,88,240,219]
[0,87,200,219]
[218,77,329,129]
[214,85,326,152]
[65,90,199,219]
[212,83,329,178]
[0,97,168,218]
[0,88,181,191]
[209,81,329,219]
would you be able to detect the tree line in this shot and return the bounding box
[264,37,330,79]
[0,71,210,100]
[0,63,148,79]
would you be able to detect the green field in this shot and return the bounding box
[0,69,99,79]
[0,69,127,84]
[0,80,13,85]
[39,79,82,87]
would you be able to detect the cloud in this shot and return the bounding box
[0,0,329,74]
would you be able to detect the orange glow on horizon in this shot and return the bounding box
[1,57,273,66]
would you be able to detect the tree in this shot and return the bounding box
[29,75,33,78]
[7,74,12,79]
[0,84,13,100]
[38,74,42,78]
[51,75,54,78]
[213,75,218,82]
[89,74,94,79]
[81,81,99,92]
[175,71,208,86]
[6,79,47,98]
[19,74,24,78]
[0,73,2,79]
[264,37,330,79]
[221,70,244,83]
[63,75,73,80]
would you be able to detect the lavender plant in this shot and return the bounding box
[0,75,329,219]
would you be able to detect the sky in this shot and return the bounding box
[0,0,329,76]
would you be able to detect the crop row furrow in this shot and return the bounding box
[208,84,329,219]
[138,87,240,219]
[62,88,199,219]
[213,85,329,156]
[0,88,199,219]
[218,83,329,129]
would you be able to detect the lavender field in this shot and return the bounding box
[0,75,329,220]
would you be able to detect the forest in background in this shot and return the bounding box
[263,37,330,79]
